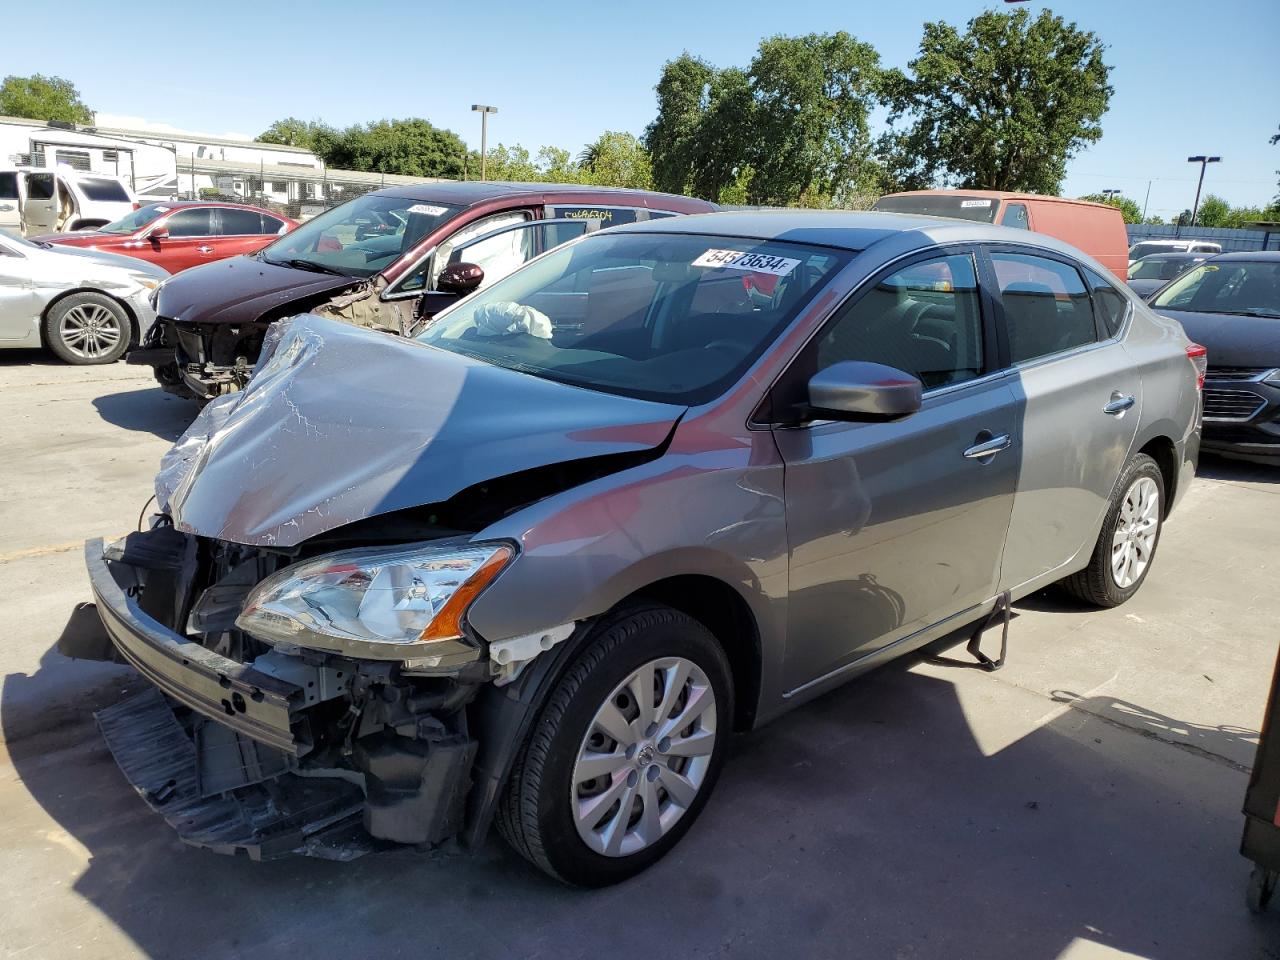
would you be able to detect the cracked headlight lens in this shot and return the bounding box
[236,541,513,660]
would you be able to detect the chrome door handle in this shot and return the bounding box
[1103,394,1136,416]
[196,244,214,254]
[963,434,1012,459]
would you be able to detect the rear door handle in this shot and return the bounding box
[1103,393,1136,416]
[196,244,214,254]
[963,433,1012,460]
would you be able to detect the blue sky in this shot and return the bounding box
[5,0,1278,218]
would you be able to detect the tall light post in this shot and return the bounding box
[1187,155,1221,227]
[471,104,498,180]
[1101,188,1122,200]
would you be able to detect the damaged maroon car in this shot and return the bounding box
[130,182,713,400]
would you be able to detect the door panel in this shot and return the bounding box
[0,251,36,339]
[989,250,1141,590]
[20,173,58,234]
[775,377,1020,689]
[772,249,1018,691]
[151,208,217,271]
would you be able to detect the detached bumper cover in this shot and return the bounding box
[85,537,301,754]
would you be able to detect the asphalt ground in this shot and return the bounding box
[0,350,1276,959]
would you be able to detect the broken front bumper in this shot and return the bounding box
[85,538,300,753]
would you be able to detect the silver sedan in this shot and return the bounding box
[0,231,167,364]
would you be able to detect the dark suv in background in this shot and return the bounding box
[131,183,714,400]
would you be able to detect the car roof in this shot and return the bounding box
[373,180,702,208]
[606,208,1103,257]
[1207,250,1280,262]
[880,188,1116,211]
[1136,252,1205,261]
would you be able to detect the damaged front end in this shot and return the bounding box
[85,527,493,860]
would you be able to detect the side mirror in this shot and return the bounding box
[148,227,169,241]
[437,261,484,295]
[807,361,922,422]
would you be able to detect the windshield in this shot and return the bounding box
[416,231,849,405]
[873,194,999,223]
[1130,257,1194,281]
[260,194,462,277]
[99,204,168,235]
[1152,260,1280,317]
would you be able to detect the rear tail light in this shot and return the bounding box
[1186,343,1207,390]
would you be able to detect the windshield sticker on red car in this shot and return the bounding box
[407,203,450,217]
[960,199,992,208]
[692,249,801,277]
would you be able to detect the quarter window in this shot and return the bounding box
[1084,267,1128,337]
[992,253,1096,363]
[814,254,985,390]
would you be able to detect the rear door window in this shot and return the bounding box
[0,172,17,200]
[26,173,55,200]
[991,252,1097,363]
[218,207,267,235]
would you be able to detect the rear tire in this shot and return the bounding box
[496,604,733,886]
[44,293,131,365]
[1060,453,1164,607]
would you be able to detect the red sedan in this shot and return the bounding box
[35,201,298,274]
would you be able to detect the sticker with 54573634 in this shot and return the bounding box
[692,249,801,277]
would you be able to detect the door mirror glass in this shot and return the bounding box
[807,361,922,422]
[437,261,484,295]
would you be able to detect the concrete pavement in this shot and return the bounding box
[0,349,1276,959]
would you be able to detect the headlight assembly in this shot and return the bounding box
[236,541,513,665]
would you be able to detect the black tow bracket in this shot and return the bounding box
[965,591,1011,671]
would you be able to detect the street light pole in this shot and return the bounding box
[471,104,498,181]
[1187,155,1221,227]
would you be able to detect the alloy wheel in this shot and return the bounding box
[1111,476,1160,588]
[58,303,122,360]
[570,656,717,858]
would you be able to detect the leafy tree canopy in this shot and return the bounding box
[880,9,1112,194]
[1078,193,1143,224]
[0,74,93,125]
[257,117,333,150]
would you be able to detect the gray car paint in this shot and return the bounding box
[155,211,1200,729]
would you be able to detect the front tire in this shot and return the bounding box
[1061,453,1165,607]
[497,604,734,886]
[44,293,131,365]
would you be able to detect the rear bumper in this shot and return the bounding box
[85,537,301,753]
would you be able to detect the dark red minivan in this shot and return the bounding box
[36,201,297,275]
[134,183,714,400]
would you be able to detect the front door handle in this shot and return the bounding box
[963,433,1012,460]
[1103,393,1136,416]
[196,244,215,254]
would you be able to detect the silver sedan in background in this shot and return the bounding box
[0,231,167,364]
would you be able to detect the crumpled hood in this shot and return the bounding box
[157,314,684,547]
[153,254,356,325]
[1159,308,1280,368]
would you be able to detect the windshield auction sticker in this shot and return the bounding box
[692,249,801,276]
[407,203,450,216]
[959,199,993,208]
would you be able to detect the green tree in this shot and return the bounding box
[881,9,1112,193]
[257,117,332,150]
[319,119,467,178]
[644,54,718,195]
[1079,192,1143,224]
[746,32,882,205]
[577,132,652,189]
[0,74,93,124]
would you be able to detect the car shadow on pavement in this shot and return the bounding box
[0,348,60,367]
[1198,454,1280,485]
[4,627,1277,960]
[91,388,195,441]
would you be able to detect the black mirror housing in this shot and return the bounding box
[807,361,923,422]
[437,261,484,295]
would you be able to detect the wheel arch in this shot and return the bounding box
[40,288,141,347]
[463,573,764,849]
[69,218,109,231]
[1134,432,1179,517]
